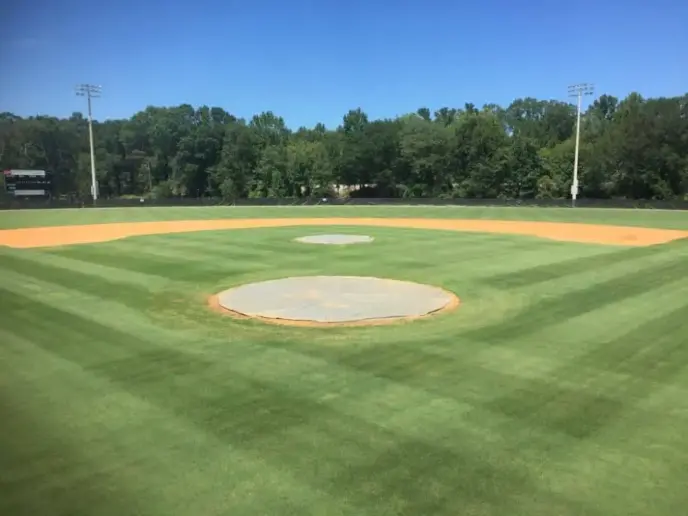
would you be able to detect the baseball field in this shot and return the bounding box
[1,205,687,516]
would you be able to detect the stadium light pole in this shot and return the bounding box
[567,83,594,207]
[75,84,101,202]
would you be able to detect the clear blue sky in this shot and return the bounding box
[1,0,686,128]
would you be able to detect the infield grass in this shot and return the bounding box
[1,207,687,516]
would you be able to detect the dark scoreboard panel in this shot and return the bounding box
[3,170,53,197]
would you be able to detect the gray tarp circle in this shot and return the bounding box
[294,234,374,245]
[217,276,456,323]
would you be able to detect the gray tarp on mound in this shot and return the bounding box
[218,276,454,323]
[294,234,374,245]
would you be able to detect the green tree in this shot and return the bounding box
[1,91,687,202]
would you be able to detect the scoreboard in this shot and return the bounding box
[3,169,53,198]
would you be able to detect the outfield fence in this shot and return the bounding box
[2,197,688,210]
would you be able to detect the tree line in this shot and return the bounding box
[1,92,687,200]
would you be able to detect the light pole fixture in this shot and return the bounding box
[568,83,594,207]
[75,84,102,202]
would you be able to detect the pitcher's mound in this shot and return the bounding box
[213,276,459,327]
[294,234,374,245]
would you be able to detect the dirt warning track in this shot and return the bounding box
[0,218,686,248]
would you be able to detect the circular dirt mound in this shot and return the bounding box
[214,276,458,326]
[294,234,374,245]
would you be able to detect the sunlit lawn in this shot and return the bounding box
[1,207,687,515]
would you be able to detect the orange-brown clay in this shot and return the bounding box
[0,217,686,249]
[206,288,461,328]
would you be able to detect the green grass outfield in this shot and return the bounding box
[1,207,687,516]
[1,204,688,229]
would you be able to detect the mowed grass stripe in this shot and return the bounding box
[47,238,309,285]
[432,279,688,382]
[482,263,688,354]
[0,293,176,375]
[122,226,536,269]
[0,289,402,514]
[571,301,688,384]
[483,242,665,289]
[0,333,365,516]
[533,346,688,516]
[12,233,680,424]
[0,264,574,450]
[46,244,212,281]
[310,315,674,445]
[0,339,549,516]
[144,331,680,515]
[0,270,605,492]
[154,343,595,514]
[318,283,686,411]
[0,272,198,354]
[0,289,585,514]
[104,233,288,267]
[2,219,687,515]
[0,251,159,312]
[0,247,179,291]
[45,228,463,287]
[80,226,550,275]
[465,252,687,343]
[309,292,687,433]
[187,335,625,463]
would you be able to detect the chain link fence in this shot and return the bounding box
[2,197,688,210]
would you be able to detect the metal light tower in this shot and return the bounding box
[567,83,594,207]
[75,84,101,202]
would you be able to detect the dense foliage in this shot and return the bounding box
[1,92,687,200]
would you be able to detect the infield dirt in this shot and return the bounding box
[0,217,686,248]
